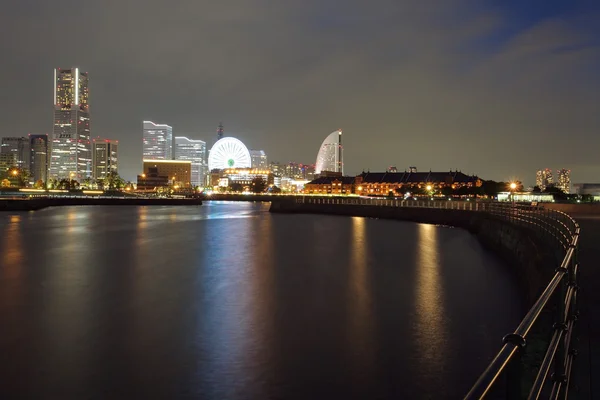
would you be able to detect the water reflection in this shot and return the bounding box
[415,223,448,372]
[2,215,23,274]
[347,217,375,382]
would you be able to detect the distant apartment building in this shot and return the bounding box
[29,134,49,183]
[250,150,268,169]
[536,168,554,191]
[50,67,91,180]
[143,121,172,160]
[174,136,206,187]
[1,137,30,170]
[92,139,118,179]
[557,169,571,194]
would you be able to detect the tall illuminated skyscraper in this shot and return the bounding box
[174,136,206,187]
[50,67,91,180]
[557,169,571,194]
[92,138,118,179]
[29,134,49,183]
[535,168,553,191]
[143,121,173,160]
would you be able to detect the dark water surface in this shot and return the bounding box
[0,202,522,399]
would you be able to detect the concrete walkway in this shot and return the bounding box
[568,215,600,399]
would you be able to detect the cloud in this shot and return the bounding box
[0,0,598,184]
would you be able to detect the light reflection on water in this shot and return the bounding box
[0,204,522,399]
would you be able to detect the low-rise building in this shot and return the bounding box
[304,176,355,195]
[137,159,192,189]
[354,170,481,196]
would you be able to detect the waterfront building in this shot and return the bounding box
[208,137,251,171]
[250,150,268,169]
[92,138,118,179]
[304,176,355,195]
[1,137,30,170]
[557,169,571,194]
[351,170,482,196]
[143,121,173,160]
[536,168,553,191]
[139,159,192,189]
[210,168,273,188]
[50,67,91,180]
[29,134,49,183]
[175,136,207,187]
[0,153,16,178]
[269,161,282,176]
[315,130,343,175]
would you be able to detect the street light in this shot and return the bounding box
[509,182,517,204]
[11,170,18,176]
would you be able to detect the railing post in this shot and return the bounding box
[553,273,568,388]
[503,333,526,399]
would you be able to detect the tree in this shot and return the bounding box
[103,171,125,190]
[1,179,10,188]
[251,176,267,193]
[34,180,45,189]
[230,183,244,193]
[441,186,454,197]
[532,186,541,193]
[47,178,58,189]
[270,186,282,194]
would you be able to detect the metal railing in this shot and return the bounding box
[296,196,580,399]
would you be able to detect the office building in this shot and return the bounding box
[174,136,207,187]
[50,67,91,180]
[92,138,118,179]
[557,169,571,194]
[1,137,30,170]
[139,159,192,188]
[536,168,553,191]
[250,150,268,169]
[143,121,173,160]
[29,134,49,183]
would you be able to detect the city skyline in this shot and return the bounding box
[0,1,598,183]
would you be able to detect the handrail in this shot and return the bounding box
[296,196,580,399]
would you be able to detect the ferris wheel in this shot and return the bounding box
[208,137,252,170]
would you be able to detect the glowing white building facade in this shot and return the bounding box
[174,136,207,187]
[143,121,172,160]
[315,130,343,175]
[208,137,251,171]
[50,67,91,180]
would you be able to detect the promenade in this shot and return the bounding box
[570,214,600,399]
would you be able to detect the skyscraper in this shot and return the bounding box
[1,137,30,170]
[143,121,173,160]
[92,139,118,179]
[29,134,48,184]
[250,150,268,169]
[217,122,224,140]
[557,169,571,194]
[50,67,91,180]
[536,168,553,191]
[174,136,206,187]
[315,130,343,175]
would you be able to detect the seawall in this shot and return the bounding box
[0,197,203,211]
[270,200,557,306]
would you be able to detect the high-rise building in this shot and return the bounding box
[250,150,268,169]
[217,122,224,140]
[315,130,343,175]
[50,67,91,180]
[29,134,49,183]
[92,138,118,179]
[557,169,571,194]
[174,136,206,187]
[1,137,30,170]
[536,168,554,191]
[143,121,173,160]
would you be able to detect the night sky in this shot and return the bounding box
[1,0,599,184]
